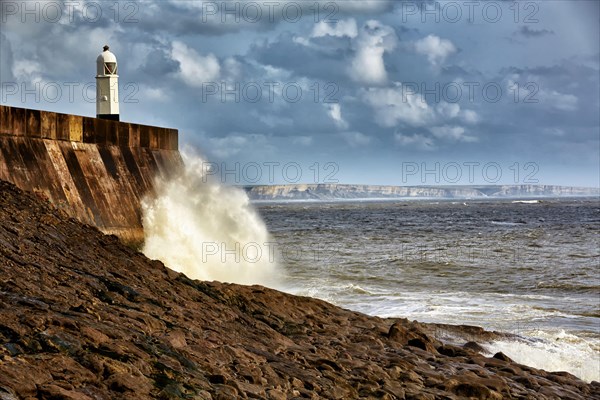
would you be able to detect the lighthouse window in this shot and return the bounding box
[104,62,117,75]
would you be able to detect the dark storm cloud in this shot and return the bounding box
[515,26,554,38]
[473,60,598,156]
[133,0,396,36]
[251,32,354,84]
[0,33,15,83]
[440,65,479,78]
[140,49,180,76]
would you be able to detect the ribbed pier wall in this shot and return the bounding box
[0,105,183,245]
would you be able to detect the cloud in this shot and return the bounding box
[312,19,358,38]
[140,86,169,102]
[362,84,482,145]
[141,48,180,76]
[333,0,396,14]
[222,57,244,80]
[340,131,371,147]
[460,109,480,124]
[12,59,43,83]
[0,34,15,83]
[251,31,353,84]
[327,103,349,129]
[538,90,578,111]
[132,0,395,37]
[1,0,597,186]
[207,133,268,159]
[506,78,578,111]
[429,125,477,142]
[436,102,460,119]
[515,26,555,38]
[414,35,457,68]
[349,20,397,85]
[171,41,220,87]
[394,133,436,151]
[257,113,294,128]
[292,136,313,146]
[543,127,565,137]
[361,84,434,127]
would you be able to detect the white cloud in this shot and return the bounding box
[207,135,249,159]
[436,102,461,119]
[312,18,358,38]
[543,127,565,137]
[206,133,276,160]
[538,90,578,111]
[362,84,434,127]
[507,78,578,112]
[166,0,204,10]
[223,57,242,80]
[414,35,457,68]
[460,109,480,124]
[141,87,168,102]
[292,136,314,146]
[394,133,436,151]
[12,59,43,83]
[257,113,294,128]
[429,125,477,142]
[327,103,349,129]
[362,85,482,132]
[293,36,311,46]
[349,20,398,85]
[171,41,220,87]
[340,131,371,147]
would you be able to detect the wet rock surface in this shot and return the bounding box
[0,180,597,399]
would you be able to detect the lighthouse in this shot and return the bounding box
[96,45,120,121]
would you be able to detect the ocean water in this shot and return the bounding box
[256,199,600,382]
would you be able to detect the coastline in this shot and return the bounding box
[0,180,598,399]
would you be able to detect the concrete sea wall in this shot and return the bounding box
[0,105,183,244]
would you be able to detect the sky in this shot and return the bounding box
[0,0,598,186]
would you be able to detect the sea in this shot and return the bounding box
[256,198,600,382]
[140,156,600,383]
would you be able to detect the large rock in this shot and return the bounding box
[0,180,598,399]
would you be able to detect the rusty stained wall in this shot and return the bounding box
[0,105,178,150]
[0,105,183,245]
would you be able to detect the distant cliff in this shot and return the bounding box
[243,184,600,201]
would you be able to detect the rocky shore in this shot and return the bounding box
[0,180,598,399]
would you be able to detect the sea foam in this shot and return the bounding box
[489,330,600,382]
[141,149,281,286]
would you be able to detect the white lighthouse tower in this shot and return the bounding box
[96,45,120,121]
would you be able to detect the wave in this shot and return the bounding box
[488,330,600,382]
[535,281,600,291]
[490,220,527,226]
[141,149,281,287]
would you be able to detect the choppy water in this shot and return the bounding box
[257,198,600,382]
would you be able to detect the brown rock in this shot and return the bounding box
[80,326,109,345]
[387,321,438,353]
[266,388,286,400]
[106,373,153,394]
[463,341,487,353]
[164,330,187,349]
[492,352,513,362]
[37,385,92,400]
[0,180,596,400]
